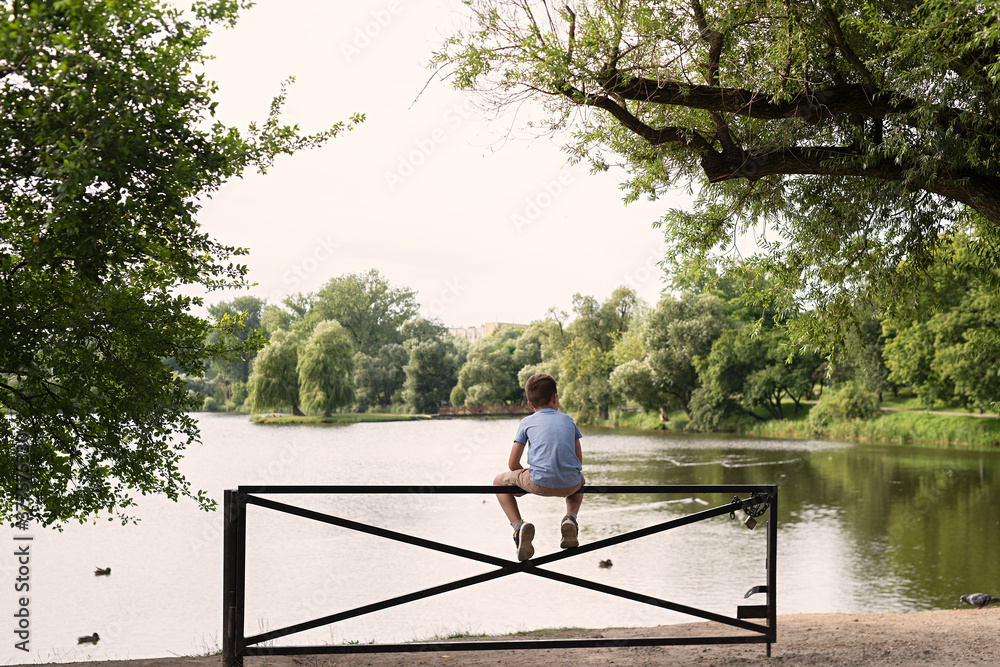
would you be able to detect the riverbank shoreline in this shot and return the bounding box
[29,609,1000,666]
[248,413,431,425]
[241,405,1000,449]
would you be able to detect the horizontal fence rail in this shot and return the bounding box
[222,485,777,666]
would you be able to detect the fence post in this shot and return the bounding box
[222,490,242,667]
[766,487,778,658]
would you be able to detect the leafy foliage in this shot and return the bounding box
[0,0,359,526]
[611,292,730,416]
[247,330,302,416]
[402,336,462,414]
[828,318,892,400]
[308,269,418,356]
[436,0,1000,345]
[353,343,408,411]
[455,326,524,405]
[515,316,567,386]
[882,229,1000,412]
[559,287,639,418]
[808,382,881,429]
[207,296,266,384]
[696,326,823,424]
[297,320,356,416]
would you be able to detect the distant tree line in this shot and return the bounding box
[190,269,465,416]
[192,229,1000,423]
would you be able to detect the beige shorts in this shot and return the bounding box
[493,469,584,497]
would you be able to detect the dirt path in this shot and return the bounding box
[28,609,1000,667]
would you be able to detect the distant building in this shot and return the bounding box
[447,322,524,342]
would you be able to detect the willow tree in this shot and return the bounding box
[0,0,360,527]
[247,330,303,417]
[436,0,1000,341]
[297,320,356,416]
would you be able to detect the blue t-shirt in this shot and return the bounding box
[514,408,583,488]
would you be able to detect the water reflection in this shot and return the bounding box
[582,428,1000,611]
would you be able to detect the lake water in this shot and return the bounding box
[3,414,999,663]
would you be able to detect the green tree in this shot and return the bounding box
[247,330,303,416]
[611,292,730,418]
[353,343,408,411]
[833,318,893,402]
[261,294,311,336]
[932,321,1000,414]
[560,287,640,419]
[696,327,823,426]
[560,339,616,419]
[231,381,249,408]
[455,326,524,405]
[515,316,567,385]
[449,384,467,407]
[0,0,359,526]
[297,320,356,416]
[403,337,461,414]
[401,316,452,344]
[882,230,1000,412]
[566,288,639,351]
[437,0,1000,341]
[182,374,224,405]
[307,270,418,356]
[207,295,266,384]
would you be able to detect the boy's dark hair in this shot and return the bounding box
[525,373,557,407]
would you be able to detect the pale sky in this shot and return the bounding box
[195,0,693,328]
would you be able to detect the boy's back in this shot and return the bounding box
[515,408,582,489]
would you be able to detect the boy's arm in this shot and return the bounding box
[574,438,583,465]
[508,441,526,471]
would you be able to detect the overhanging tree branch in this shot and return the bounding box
[597,69,905,122]
[562,82,714,151]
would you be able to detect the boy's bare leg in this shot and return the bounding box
[497,493,522,524]
[566,491,583,516]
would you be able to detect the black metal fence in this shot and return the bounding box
[222,484,777,666]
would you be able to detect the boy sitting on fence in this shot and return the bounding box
[493,373,584,561]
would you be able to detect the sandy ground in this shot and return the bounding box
[30,609,1000,667]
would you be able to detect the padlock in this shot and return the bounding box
[743,515,757,530]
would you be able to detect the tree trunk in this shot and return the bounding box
[766,395,783,420]
[292,403,305,417]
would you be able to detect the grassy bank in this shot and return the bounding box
[750,409,1000,448]
[249,412,432,425]
[577,403,1000,449]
